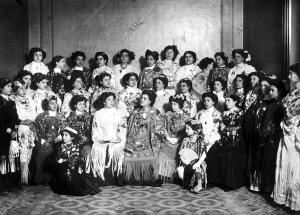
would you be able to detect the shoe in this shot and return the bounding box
[190,185,203,194]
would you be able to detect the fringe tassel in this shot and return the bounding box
[158,158,176,180]
[90,143,108,180]
[123,158,158,182]
[0,155,20,174]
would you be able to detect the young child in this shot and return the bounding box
[32,73,62,115]
[159,94,189,181]
[175,51,201,84]
[192,57,214,98]
[47,56,68,101]
[113,49,139,92]
[139,50,162,90]
[211,78,227,112]
[24,47,49,75]
[207,52,230,88]
[118,72,142,115]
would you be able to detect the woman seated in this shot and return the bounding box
[90,92,127,185]
[50,127,100,196]
[123,90,164,186]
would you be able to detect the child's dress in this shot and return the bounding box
[23,61,49,75]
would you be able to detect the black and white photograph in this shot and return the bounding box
[0,0,300,214]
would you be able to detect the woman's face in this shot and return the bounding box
[215,56,225,67]
[184,53,194,65]
[100,76,111,88]
[63,131,73,143]
[33,51,43,62]
[213,81,223,92]
[269,85,279,99]
[73,78,84,90]
[120,52,129,64]
[171,101,180,112]
[261,80,270,95]
[147,55,156,67]
[250,75,260,87]
[225,97,236,109]
[37,79,48,90]
[56,58,66,69]
[48,100,58,111]
[203,97,214,109]
[155,79,165,91]
[104,96,115,108]
[127,75,137,87]
[140,94,151,107]
[179,82,190,94]
[75,100,86,112]
[235,77,244,89]
[288,71,300,85]
[233,53,244,64]
[185,124,194,136]
[22,75,32,88]
[96,55,106,67]
[1,83,12,96]
[166,49,174,60]
[16,85,26,97]
[207,62,214,71]
[75,56,85,67]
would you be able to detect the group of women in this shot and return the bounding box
[0,45,299,211]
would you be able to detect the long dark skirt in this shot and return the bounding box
[51,162,100,196]
[261,142,278,194]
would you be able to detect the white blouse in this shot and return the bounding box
[176,64,201,84]
[113,64,139,92]
[23,62,49,75]
[228,62,256,91]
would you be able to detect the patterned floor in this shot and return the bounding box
[0,184,296,215]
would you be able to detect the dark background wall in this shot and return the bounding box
[243,0,285,79]
[0,0,27,79]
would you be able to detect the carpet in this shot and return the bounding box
[0,184,293,215]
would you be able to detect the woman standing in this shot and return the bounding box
[153,75,171,114]
[175,51,201,84]
[157,45,180,95]
[0,78,21,192]
[260,79,285,194]
[11,80,37,184]
[113,49,138,92]
[272,63,300,211]
[90,92,127,184]
[123,90,164,185]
